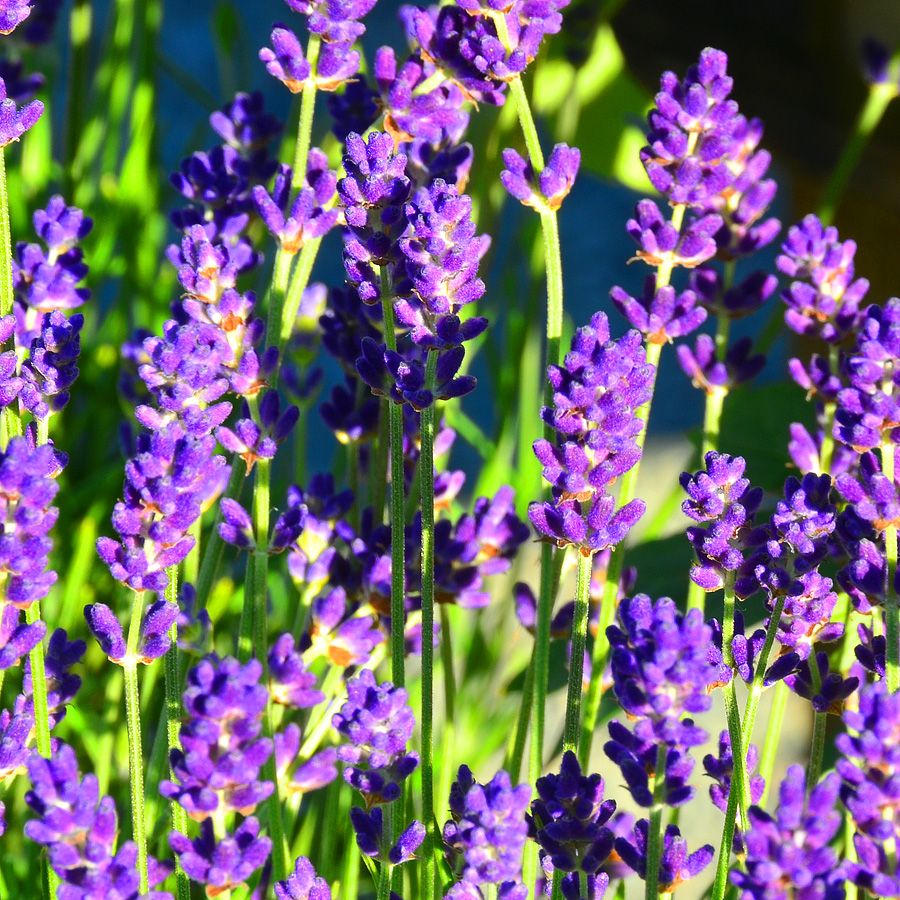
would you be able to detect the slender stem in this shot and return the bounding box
[740,593,788,756]
[757,680,788,806]
[438,604,457,834]
[26,603,52,759]
[251,456,271,662]
[819,74,899,226]
[579,342,663,764]
[883,441,899,692]
[806,658,827,792]
[644,743,668,900]
[563,553,593,753]
[124,589,149,894]
[721,574,750,820]
[0,149,13,321]
[420,351,439,900]
[710,764,740,900]
[279,236,322,355]
[292,35,321,192]
[504,653,534,780]
[0,148,19,449]
[507,77,545,171]
[380,271,407,689]
[265,247,294,353]
[164,568,190,900]
[819,345,841,474]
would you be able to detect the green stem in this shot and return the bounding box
[292,35,321,191]
[438,604,457,835]
[164,568,190,900]
[645,743,668,900]
[579,341,663,765]
[740,592,789,757]
[420,351,439,900]
[883,441,899,692]
[0,148,13,322]
[757,680,788,806]
[818,345,841,475]
[279,236,322,355]
[721,574,750,820]
[26,603,52,759]
[265,248,294,353]
[806,657,827,792]
[563,553,593,753]
[124,589,149,894]
[819,73,899,226]
[251,456,271,661]
[380,270,407,690]
[503,653,534,781]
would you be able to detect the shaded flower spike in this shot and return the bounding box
[784,651,858,713]
[350,806,426,864]
[500,143,580,211]
[444,765,532,886]
[677,334,765,397]
[615,820,713,891]
[274,855,332,900]
[528,750,616,881]
[732,765,846,900]
[0,76,43,146]
[0,604,45,670]
[703,729,764,816]
[170,816,271,897]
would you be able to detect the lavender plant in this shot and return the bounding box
[3,5,900,900]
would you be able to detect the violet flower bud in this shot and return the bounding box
[0,76,43,146]
[500,143,580,211]
[275,855,332,900]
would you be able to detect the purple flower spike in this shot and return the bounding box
[784,651,858,713]
[0,0,32,34]
[610,275,707,344]
[275,855,332,900]
[161,655,274,819]
[0,604,45,669]
[0,77,43,146]
[677,333,765,396]
[608,595,723,738]
[350,806,425,864]
[681,451,762,593]
[25,742,173,896]
[84,602,126,663]
[528,751,616,876]
[170,816,272,895]
[615,819,713,891]
[500,143,580,211]
[0,435,61,608]
[777,214,868,343]
[732,766,846,900]
[139,599,178,662]
[333,668,420,805]
[260,25,312,93]
[626,200,722,269]
[444,766,532,886]
[704,729,764,816]
[252,152,339,255]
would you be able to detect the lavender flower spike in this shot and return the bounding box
[0,76,43,146]
[275,856,331,900]
[0,0,31,34]
[501,143,580,211]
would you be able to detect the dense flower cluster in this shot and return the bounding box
[529,312,653,556]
